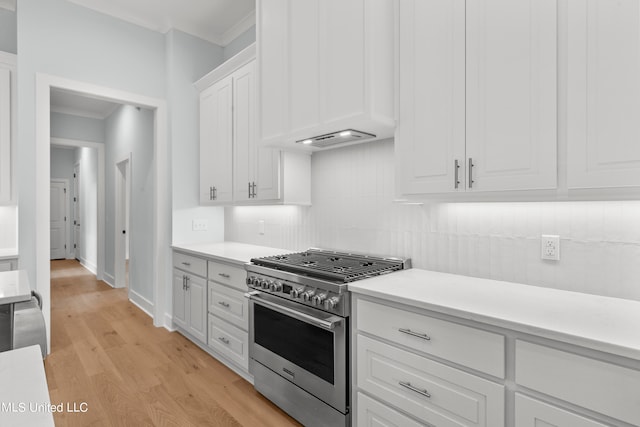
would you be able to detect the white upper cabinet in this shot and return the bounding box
[200,75,234,205]
[567,0,640,189]
[257,0,395,151]
[0,62,12,204]
[397,0,557,195]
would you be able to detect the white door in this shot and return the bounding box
[233,61,256,202]
[465,0,557,192]
[396,0,466,195]
[50,180,67,260]
[73,163,80,260]
[200,75,233,204]
[567,0,640,189]
[115,157,130,289]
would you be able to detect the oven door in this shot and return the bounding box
[246,290,347,413]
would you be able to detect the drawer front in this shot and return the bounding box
[0,260,14,272]
[515,394,609,427]
[208,260,246,291]
[357,299,505,378]
[357,335,504,427]
[173,252,207,278]
[516,340,640,426]
[356,392,423,427]
[207,314,249,371]
[208,282,248,331]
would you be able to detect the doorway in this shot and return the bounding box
[115,156,131,290]
[73,163,80,260]
[50,179,68,260]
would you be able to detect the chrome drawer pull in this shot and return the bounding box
[399,328,431,341]
[218,301,230,308]
[399,381,431,398]
[218,273,231,279]
[218,337,230,345]
[181,262,191,267]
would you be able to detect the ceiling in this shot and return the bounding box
[50,89,121,120]
[0,0,256,46]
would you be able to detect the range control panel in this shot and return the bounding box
[246,274,345,316]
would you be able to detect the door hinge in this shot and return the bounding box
[74,197,77,202]
[74,244,77,249]
[64,188,67,193]
[64,216,67,221]
[64,244,67,249]
[73,173,76,178]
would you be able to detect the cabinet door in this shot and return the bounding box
[186,274,207,343]
[515,394,608,427]
[172,271,188,330]
[200,75,233,204]
[0,67,10,203]
[396,0,466,195]
[466,0,557,192]
[233,61,257,202]
[567,0,640,189]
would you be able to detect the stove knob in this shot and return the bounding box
[246,276,254,286]
[324,297,340,310]
[270,281,283,292]
[290,287,305,298]
[312,293,327,306]
[260,280,270,289]
[301,290,316,302]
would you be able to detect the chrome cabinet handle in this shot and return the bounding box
[218,301,230,308]
[399,381,431,398]
[248,182,252,198]
[182,275,186,290]
[454,159,460,189]
[218,273,230,279]
[182,262,191,267]
[185,276,190,291]
[399,328,431,341]
[209,186,213,200]
[252,182,257,198]
[468,158,475,188]
[218,337,230,345]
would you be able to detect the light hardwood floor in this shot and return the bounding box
[46,259,301,427]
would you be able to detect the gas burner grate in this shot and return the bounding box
[251,249,405,283]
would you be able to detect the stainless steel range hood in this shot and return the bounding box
[296,129,376,149]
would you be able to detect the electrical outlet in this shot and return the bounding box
[258,220,265,235]
[192,219,208,231]
[541,235,560,261]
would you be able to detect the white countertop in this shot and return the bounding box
[172,241,290,266]
[0,345,55,427]
[0,270,32,304]
[349,268,640,361]
[0,248,18,261]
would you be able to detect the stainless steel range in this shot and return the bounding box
[244,248,410,427]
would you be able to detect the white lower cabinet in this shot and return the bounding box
[356,392,424,427]
[207,313,249,371]
[172,268,207,344]
[357,335,504,427]
[515,394,609,427]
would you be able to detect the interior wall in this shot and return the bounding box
[50,146,75,258]
[104,105,154,303]
[223,25,256,61]
[51,111,105,143]
[0,206,17,249]
[225,139,640,302]
[166,29,225,248]
[0,8,17,54]
[74,146,98,272]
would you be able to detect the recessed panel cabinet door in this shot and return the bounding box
[466,0,557,192]
[200,75,233,204]
[567,0,640,189]
[396,0,466,194]
[187,274,207,344]
[233,61,256,202]
[0,68,10,203]
[172,271,187,330]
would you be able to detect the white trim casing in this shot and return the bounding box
[49,178,70,260]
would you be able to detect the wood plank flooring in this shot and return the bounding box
[46,259,302,427]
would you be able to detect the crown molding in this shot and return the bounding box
[221,10,255,46]
[0,0,15,12]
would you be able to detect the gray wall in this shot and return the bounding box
[51,112,105,143]
[223,25,256,61]
[166,29,225,247]
[104,105,155,302]
[50,146,76,258]
[74,147,99,272]
[0,9,17,54]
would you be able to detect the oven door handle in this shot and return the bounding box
[245,291,342,331]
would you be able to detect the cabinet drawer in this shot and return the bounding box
[208,282,248,331]
[356,392,423,427]
[357,335,504,427]
[357,299,505,378]
[515,394,608,427]
[207,314,249,371]
[173,252,207,278]
[0,260,15,272]
[208,260,246,291]
[516,340,640,426]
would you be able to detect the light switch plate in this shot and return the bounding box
[192,219,208,231]
[541,235,560,261]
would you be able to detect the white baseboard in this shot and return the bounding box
[79,257,98,275]
[164,313,175,331]
[102,272,115,288]
[129,290,154,318]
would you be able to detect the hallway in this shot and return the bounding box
[46,260,300,426]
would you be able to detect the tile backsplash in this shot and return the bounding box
[225,139,640,301]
